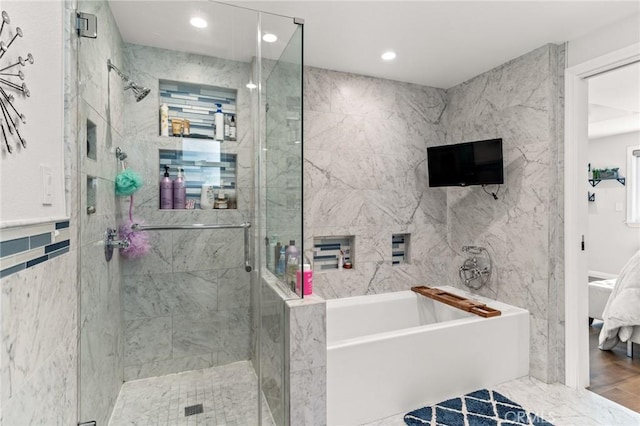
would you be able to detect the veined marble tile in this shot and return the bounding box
[124,316,172,366]
[1,252,76,406]
[124,354,214,381]
[123,271,218,321]
[289,366,327,426]
[287,297,326,373]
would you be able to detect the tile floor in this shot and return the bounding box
[110,363,640,426]
[108,361,274,426]
[364,376,640,426]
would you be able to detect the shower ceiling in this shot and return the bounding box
[109,1,639,89]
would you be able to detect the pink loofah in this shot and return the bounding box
[118,195,151,259]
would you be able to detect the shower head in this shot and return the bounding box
[107,59,151,102]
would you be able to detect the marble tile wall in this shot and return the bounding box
[0,253,77,425]
[120,44,256,380]
[303,45,566,385]
[302,66,452,299]
[286,295,326,426]
[75,0,127,424]
[442,44,566,383]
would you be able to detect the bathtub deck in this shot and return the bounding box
[362,376,640,426]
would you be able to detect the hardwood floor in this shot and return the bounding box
[588,321,640,413]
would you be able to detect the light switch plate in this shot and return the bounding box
[41,165,53,205]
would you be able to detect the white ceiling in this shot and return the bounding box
[109,1,640,90]
[588,62,640,139]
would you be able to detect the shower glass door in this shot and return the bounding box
[259,20,304,426]
[71,1,300,425]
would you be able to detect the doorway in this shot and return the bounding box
[564,42,640,399]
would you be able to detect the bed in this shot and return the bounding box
[596,250,640,358]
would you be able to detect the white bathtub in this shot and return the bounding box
[327,286,529,425]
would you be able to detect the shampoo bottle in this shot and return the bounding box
[285,240,300,288]
[160,103,169,137]
[224,114,230,140]
[215,104,224,141]
[229,116,237,141]
[173,168,186,209]
[277,245,285,275]
[160,165,173,209]
[274,239,281,272]
[296,261,313,295]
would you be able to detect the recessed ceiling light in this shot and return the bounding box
[190,17,207,29]
[381,51,396,61]
[246,82,257,89]
[262,33,278,43]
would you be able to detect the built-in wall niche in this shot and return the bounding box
[159,147,237,210]
[86,119,97,160]
[392,234,410,265]
[159,80,237,141]
[313,236,354,271]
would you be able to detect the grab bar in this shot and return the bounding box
[131,222,252,272]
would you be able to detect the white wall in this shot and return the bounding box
[0,0,65,225]
[588,131,640,276]
[567,13,640,67]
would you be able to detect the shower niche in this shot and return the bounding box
[158,148,237,210]
[158,80,237,141]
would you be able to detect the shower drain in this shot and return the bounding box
[185,404,204,417]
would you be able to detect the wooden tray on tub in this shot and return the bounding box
[411,286,501,318]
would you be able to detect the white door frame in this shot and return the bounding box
[564,42,640,389]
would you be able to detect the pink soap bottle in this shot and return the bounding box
[296,263,313,295]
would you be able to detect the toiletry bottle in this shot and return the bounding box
[160,103,169,137]
[183,119,190,136]
[173,168,186,209]
[200,184,214,209]
[338,249,344,270]
[214,180,228,209]
[229,116,236,141]
[215,104,224,141]
[277,245,286,275]
[160,165,173,209]
[297,261,313,295]
[285,240,300,288]
[224,114,230,140]
[267,235,277,272]
[274,241,282,272]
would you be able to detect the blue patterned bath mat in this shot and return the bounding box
[404,389,554,425]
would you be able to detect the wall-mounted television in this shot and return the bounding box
[427,138,504,187]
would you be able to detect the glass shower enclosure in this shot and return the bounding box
[70,1,303,424]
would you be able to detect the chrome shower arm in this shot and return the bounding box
[107,59,130,83]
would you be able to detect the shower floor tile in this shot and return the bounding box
[109,361,274,426]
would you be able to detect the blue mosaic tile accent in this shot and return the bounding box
[0,220,71,279]
[29,232,52,249]
[392,234,408,265]
[313,237,352,271]
[0,237,29,258]
[55,220,70,229]
[0,263,25,278]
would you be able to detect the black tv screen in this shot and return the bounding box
[427,138,504,187]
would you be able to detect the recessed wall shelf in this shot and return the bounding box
[313,236,353,271]
[159,148,237,210]
[159,80,236,140]
[392,234,409,265]
[588,177,625,187]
